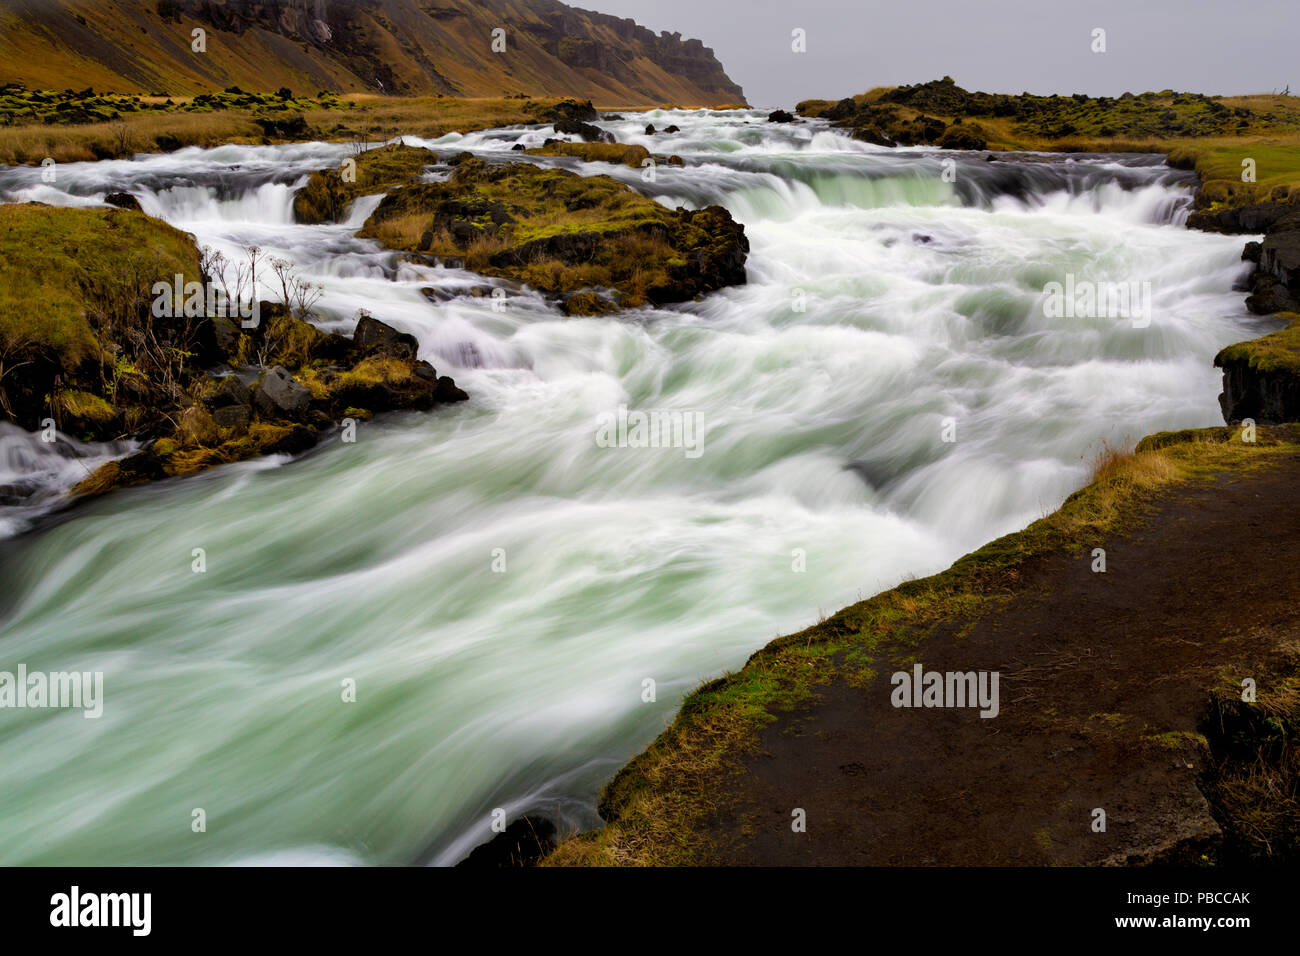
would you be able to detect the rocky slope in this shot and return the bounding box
[0,0,744,105]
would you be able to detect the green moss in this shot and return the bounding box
[1215,314,1300,375]
[359,159,747,306]
[0,203,200,368]
[55,389,115,423]
[526,142,653,168]
[293,144,437,224]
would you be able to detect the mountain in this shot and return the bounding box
[0,0,745,105]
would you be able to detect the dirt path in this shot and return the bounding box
[710,454,1300,865]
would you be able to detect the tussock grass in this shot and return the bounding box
[1203,667,1300,861]
[0,96,574,165]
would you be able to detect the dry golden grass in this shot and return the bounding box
[0,96,574,165]
[363,212,431,250]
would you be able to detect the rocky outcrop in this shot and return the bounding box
[0,203,468,498]
[293,144,438,225]
[73,303,469,497]
[796,94,989,150]
[359,157,748,308]
[1215,314,1300,424]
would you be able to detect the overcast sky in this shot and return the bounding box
[578,0,1296,107]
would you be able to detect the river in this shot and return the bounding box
[0,108,1265,864]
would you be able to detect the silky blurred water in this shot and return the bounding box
[0,109,1264,864]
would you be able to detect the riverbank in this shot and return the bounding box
[547,425,1300,865]
[0,90,622,165]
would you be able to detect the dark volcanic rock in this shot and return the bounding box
[209,374,252,409]
[766,109,795,123]
[455,816,557,868]
[211,404,251,429]
[554,118,609,142]
[1245,273,1300,315]
[537,99,599,125]
[1260,225,1300,290]
[1187,201,1300,235]
[1217,357,1300,425]
[352,314,419,360]
[253,366,312,419]
[103,192,141,210]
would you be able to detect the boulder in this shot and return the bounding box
[253,366,311,419]
[937,123,988,150]
[536,99,598,125]
[1245,273,1300,315]
[209,316,241,357]
[103,192,141,210]
[766,109,795,123]
[554,119,609,142]
[1259,227,1300,291]
[352,314,419,360]
[209,373,252,409]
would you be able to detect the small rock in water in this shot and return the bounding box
[352,314,418,360]
[103,192,141,210]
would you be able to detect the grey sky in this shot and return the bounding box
[578,0,1296,107]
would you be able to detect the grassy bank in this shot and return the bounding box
[546,425,1300,865]
[0,90,593,165]
[796,80,1300,221]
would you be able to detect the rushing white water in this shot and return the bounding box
[0,109,1268,865]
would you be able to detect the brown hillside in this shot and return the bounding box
[0,0,745,105]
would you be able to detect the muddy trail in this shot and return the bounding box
[710,454,1300,865]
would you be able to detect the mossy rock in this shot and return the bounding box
[359,159,748,306]
[293,144,438,224]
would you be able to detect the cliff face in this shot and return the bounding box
[0,0,745,105]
